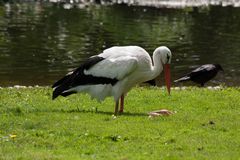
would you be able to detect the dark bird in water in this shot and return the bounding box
[52,46,172,115]
[174,64,223,87]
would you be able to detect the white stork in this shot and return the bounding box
[52,46,172,115]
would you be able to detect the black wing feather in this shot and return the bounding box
[52,56,118,99]
[52,74,71,88]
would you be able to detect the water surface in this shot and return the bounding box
[0,2,240,86]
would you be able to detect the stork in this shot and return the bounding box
[52,46,172,115]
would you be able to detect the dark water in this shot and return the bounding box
[0,2,240,86]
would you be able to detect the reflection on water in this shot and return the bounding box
[0,2,240,86]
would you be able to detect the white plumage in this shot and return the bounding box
[52,46,172,115]
[84,55,138,80]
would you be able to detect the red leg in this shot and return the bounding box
[114,100,119,115]
[119,95,124,113]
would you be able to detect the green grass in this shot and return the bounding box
[0,86,240,160]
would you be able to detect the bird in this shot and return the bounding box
[144,79,157,86]
[52,46,172,115]
[174,64,223,87]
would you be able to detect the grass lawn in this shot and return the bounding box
[0,86,239,159]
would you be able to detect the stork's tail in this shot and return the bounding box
[52,86,64,100]
[52,86,76,100]
[52,74,76,100]
[174,76,190,83]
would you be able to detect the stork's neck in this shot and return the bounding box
[150,50,164,79]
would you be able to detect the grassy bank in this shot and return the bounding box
[0,87,239,159]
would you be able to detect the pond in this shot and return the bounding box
[0,2,240,86]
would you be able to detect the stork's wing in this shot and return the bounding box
[84,56,138,80]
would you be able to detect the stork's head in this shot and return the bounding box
[154,46,172,95]
[158,46,172,65]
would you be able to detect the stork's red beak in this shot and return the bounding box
[164,64,171,95]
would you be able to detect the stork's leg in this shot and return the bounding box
[114,100,119,115]
[119,95,124,113]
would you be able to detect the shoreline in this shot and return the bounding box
[0,85,232,90]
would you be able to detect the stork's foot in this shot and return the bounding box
[148,109,174,117]
[118,109,124,114]
[113,109,123,116]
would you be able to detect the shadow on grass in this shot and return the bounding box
[68,109,147,117]
[34,108,147,117]
[4,106,147,117]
